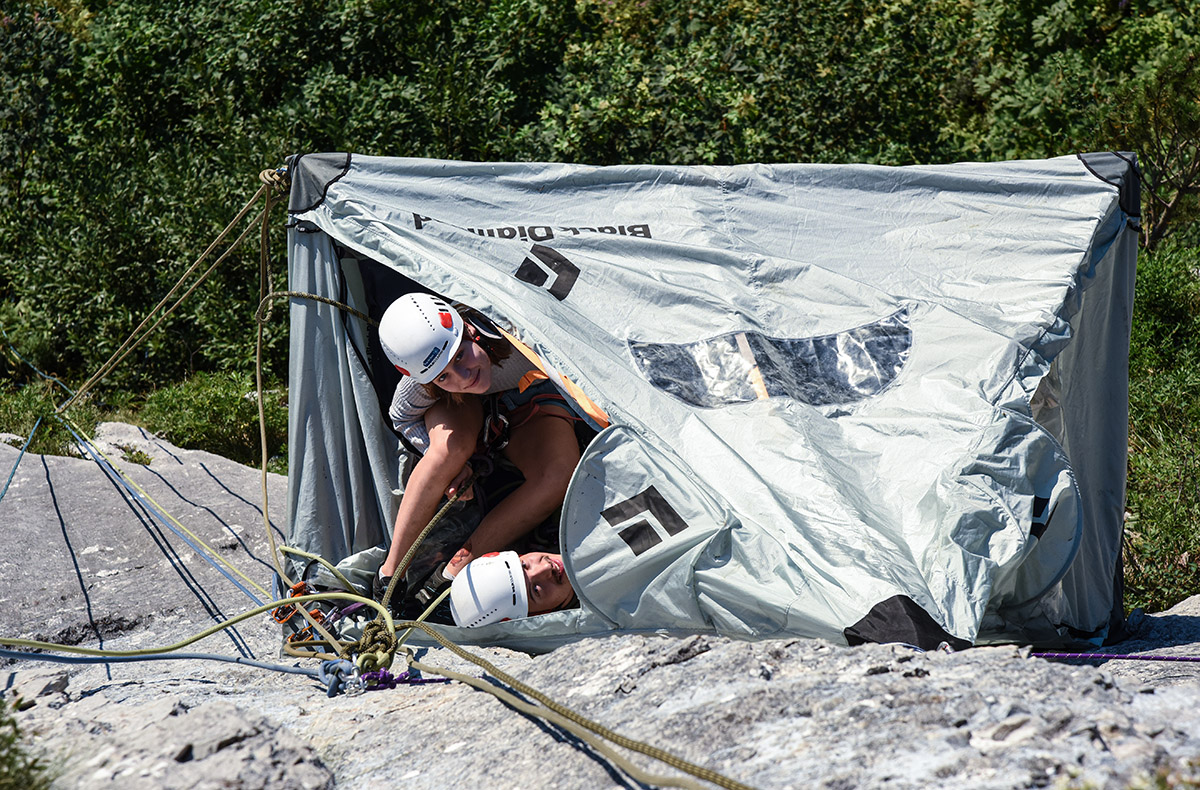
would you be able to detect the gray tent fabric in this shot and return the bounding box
[284,153,1138,652]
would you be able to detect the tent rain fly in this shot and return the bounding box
[283,152,1138,653]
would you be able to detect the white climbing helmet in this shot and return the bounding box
[449,551,529,627]
[378,293,464,384]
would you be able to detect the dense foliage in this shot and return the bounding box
[2,0,1196,384]
[1,0,1198,611]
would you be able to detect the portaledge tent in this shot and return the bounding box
[284,152,1138,653]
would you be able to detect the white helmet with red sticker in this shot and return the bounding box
[449,551,529,627]
[379,293,464,384]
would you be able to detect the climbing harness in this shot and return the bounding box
[479,380,582,463]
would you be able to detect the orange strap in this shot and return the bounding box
[517,370,550,392]
[496,327,611,429]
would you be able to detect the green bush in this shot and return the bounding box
[519,0,972,166]
[1124,241,1200,611]
[0,698,52,790]
[1,0,1196,394]
[140,371,287,470]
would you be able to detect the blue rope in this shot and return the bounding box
[318,659,356,696]
[0,326,74,395]
[0,416,42,507]
[0,323,68,506]
[0,648,318,678]
[60,419,266,607]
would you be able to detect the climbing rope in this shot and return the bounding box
[378,471,475,613]
[279,584,454,665]
[1,166,373,664]
[248,169,383,653]
[255,290,377,327]
[32,159,370,635]
[0,326,75,395]
[407,657,723,790]
[253,178,294,597]
[0,326,65,507]
[277,546,362,595]
[57,187,272,414]
[59,417,270,606]
[0,178,348,652]
[0,416,41,507]
[394,587,452,651]
[248,167,367,658]
[258,166,290,193]
[0,647,320,679]
[0,592,391,661]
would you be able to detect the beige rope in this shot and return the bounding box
[250,181,346,654]
[255,290,378,327]
[58,184,270,412]
[407,653,720,790]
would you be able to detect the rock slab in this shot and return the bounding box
[3,424,1200,789]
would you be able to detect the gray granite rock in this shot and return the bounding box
[3,424,1200,789]
[0,422,286,652]
[43,694,333,790]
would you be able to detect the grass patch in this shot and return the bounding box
[140,371,288,472]
[0,370,287,473]
[0,698,53,790]
[116,443,153,466]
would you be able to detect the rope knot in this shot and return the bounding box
[348,620,396,672]
[258,166,291,194]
